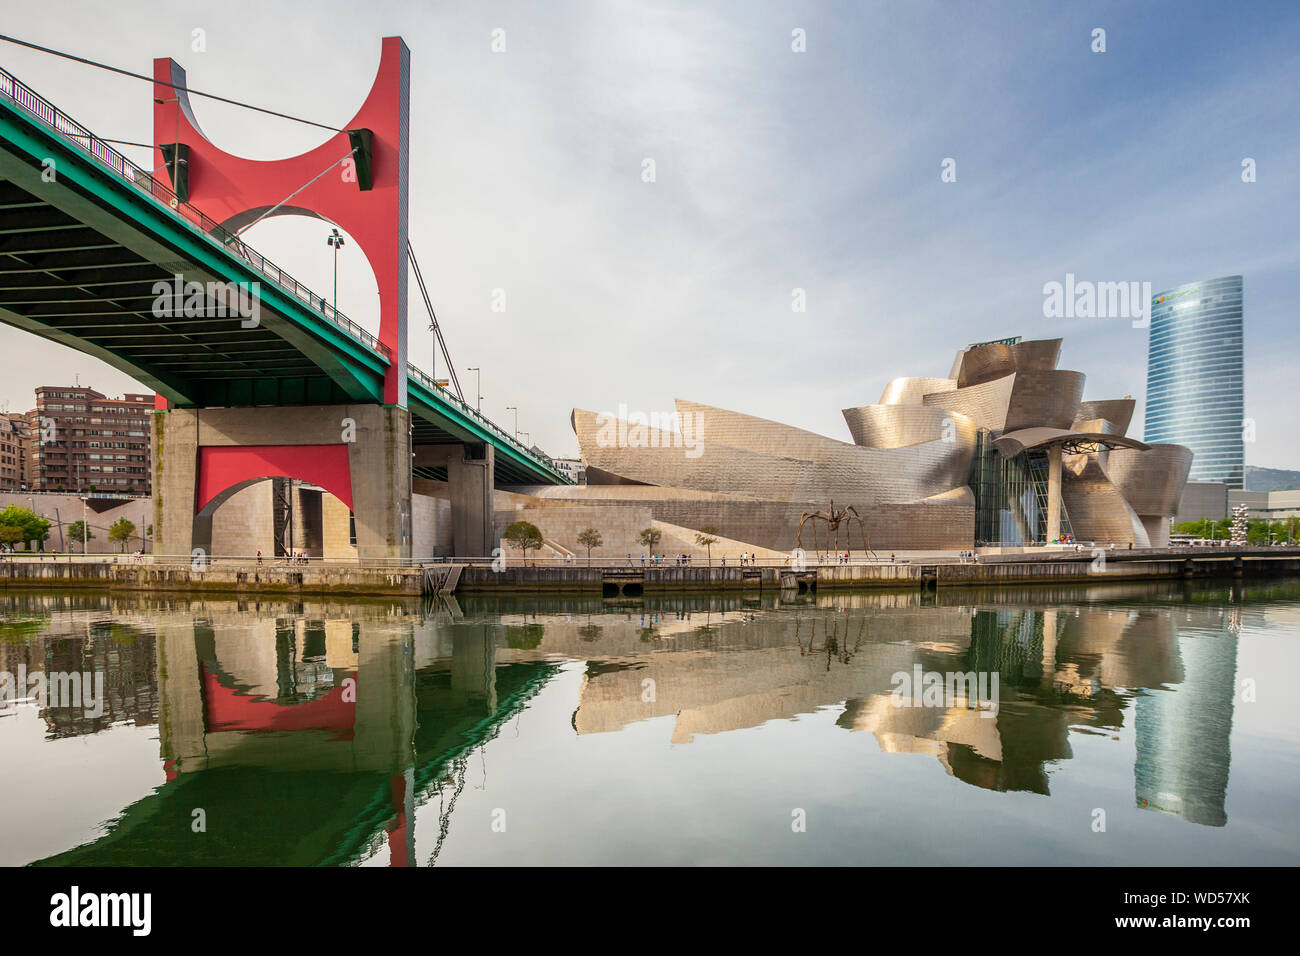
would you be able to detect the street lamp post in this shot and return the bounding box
[506,406,518,438]
[428,318,438,383]
[327,228,345,313]
[467,368,482,414]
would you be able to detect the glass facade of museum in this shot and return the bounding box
[970,431,1073,545]
[1144,275,1244,489]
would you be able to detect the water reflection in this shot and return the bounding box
[1,579,1296,866]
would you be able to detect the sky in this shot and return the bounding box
[0,0,1297,466]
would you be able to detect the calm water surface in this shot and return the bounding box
[2,580,1298,866]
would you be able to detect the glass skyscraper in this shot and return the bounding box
[1144,275,1244,489]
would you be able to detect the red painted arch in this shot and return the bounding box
[154,37,410,405]
[196,445,353,513]
[201,664,356,738]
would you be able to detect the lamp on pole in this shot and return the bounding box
[327,228,345,313]
[428,317,438,383]
[467,368,482,414]
[506,406,518,438]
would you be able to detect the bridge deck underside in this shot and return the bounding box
[0,178,553,486]
[0,179,356,406]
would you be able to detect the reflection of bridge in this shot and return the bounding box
[0,39,569,563]
[33,614,562,866]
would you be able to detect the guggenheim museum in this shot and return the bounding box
[510,336,1193,554]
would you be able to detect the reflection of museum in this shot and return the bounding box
[515,336,1192,552]
[556,595,1238,826]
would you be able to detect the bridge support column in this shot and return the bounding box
[152,404,412,563]
[449,444,496,558]
[1046,442,1063,543]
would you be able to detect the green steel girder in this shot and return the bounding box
[0,96,388,405]
[407,374,568,485]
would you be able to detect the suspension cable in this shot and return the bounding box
[233,148,357,237]
[0,32,345,133]
[408,243,465,402]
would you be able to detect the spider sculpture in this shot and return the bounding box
[796,500,872,556]
[795,615,868,670]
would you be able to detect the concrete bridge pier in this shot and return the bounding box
[415,443,496,557]
[151,404,412,563]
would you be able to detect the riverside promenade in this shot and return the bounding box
[3,547,1299,597]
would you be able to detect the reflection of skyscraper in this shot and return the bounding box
[1133,626,1238,827]
[1144,275,1245,488]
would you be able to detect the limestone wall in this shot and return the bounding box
[0,492,153,554]
[209,482,275,558]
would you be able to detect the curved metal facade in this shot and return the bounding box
[1144,275,1244,488]
[543,336,1192,552]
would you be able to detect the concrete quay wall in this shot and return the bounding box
[0,560,424,596]
[5,552,1298,597]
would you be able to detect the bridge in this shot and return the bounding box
[0,36,569,562]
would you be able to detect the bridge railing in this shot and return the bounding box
[0,64,388,360]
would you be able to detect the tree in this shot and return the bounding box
[0,525,24,549]
[506,624,544,649]
[1174,518,1231,539]
[639,527,662,556]
[0,505,50,550]
[576,527,603,566]
[503,520,544,565]
[68,520,94,552]
[108,517,137,552]
[694,525,719,566]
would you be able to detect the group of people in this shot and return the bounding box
[630,553,699,566]
[622,552,766,567]
[254,550,310,566]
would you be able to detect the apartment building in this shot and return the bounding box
[0,411,30,492]
[27,387,154,494]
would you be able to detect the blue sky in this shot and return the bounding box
[1,0,1297,465]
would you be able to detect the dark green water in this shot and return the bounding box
[1,579,1297,866]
